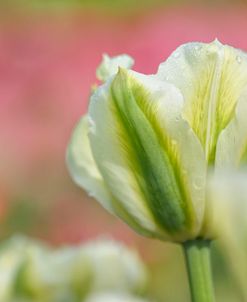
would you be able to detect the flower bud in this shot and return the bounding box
[67,41,247,242]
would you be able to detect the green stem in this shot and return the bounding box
[183,239,215,302]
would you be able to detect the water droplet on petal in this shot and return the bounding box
[236,55,242,64]
[193,176,204,190]
[88,116,96,134]
[173,51,180,58]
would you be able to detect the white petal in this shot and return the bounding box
[83,239,147,293]
[158,40,247,163]
[96,54,134,82]
[216,90,247,167]
[89,79,164,238]
[131,71,207,238]
[66,116,113,212]
[208,171,247,297]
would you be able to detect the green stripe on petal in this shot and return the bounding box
[89,69,206,239]
[110,69,192,232]
[158,40,247,164]
[67,117,162,238]
[89,79,167,238]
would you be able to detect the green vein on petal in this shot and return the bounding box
[110,68,194,233]
[158,40,247,164]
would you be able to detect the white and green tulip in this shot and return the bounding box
[67,41,247,243]
[0,236,148,302]
[82,239,147,295]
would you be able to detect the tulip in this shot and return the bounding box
[67,41,247,301]
[20,245,91,302]
[83,239,147,295]
[67,62,206,243]
[0,236,29,301]
[0,236,148,302]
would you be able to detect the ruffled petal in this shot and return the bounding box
[96,54,134,82]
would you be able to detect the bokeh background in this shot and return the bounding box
[1,0,247,301]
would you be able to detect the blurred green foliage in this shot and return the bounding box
[2,0,169,13]
[2,0,246,13]
[0,199,47,240]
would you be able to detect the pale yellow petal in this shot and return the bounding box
[216,90,247,167]
[158,40,247,164]
[89,78,164,238]
[66,116,113,212]
[96,54,134,82]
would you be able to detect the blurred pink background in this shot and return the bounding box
[1,3,247,300]
[1,2,247,248]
